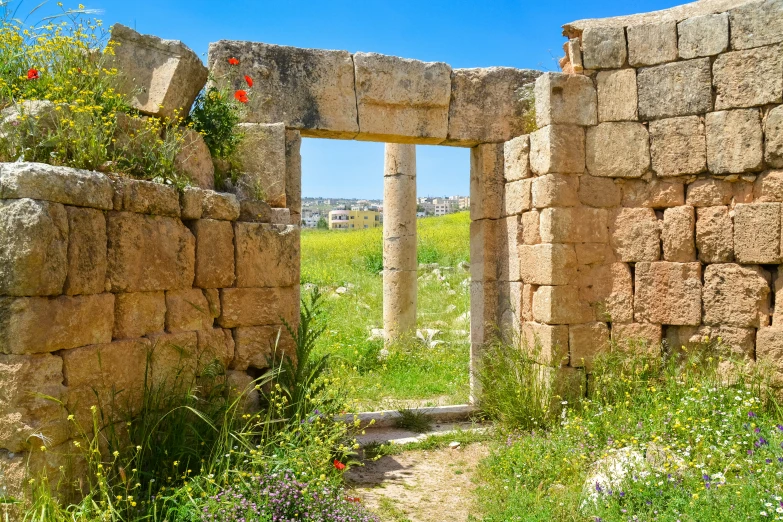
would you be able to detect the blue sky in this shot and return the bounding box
[33,0,681,199]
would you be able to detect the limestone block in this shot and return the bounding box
[518,244,578,285]
[235,223,300,287]
[180,187,204,220]
[202,190,240,221]
[165,288,213,333]
[582,26,627,69]
[521,322,569,367]
[662,206,695,262]
[637,59,712,120]
[204,288,220,319]
[714,46,783,110]
[354,52,451,144]
[706,109,764,174]
[534,72,597,128]
[576,243,614,266]
[106,212,195,292]
[529,125,585,175]
[234,123,286,206]
[765,105,783,168]
[532,285,593,325]
[627,21,678,67]
[612,323,662,351]
[176,129,214,190]
[633,261,702,325]
[596,69,637,122]
[502,179,532,216]
[470,281,499,347]
[146,331,203,385]
[695,206,734,262]
[285,129,302,217]
[113,291,166,339]
[578,175,621,208]
[610,208,661,262]
[729,0,783,50]
[190,219,235,288]
[197,328,235,368]
[733,180,755,204]
[208,41,358,138]
[521,210,541,245]
[540,207,608,244]
[734,203,781,263]
[0,162,113,210]
[471,219,499,282]
[649,116,706,177]
[531,174,579,208]
[586,122,650,178]
[569,322,610,371]
[63,207,107,296]
[218,287,299,329]
[0,100,56,139]
[447,67,540,145]
[753,171,783,201]
[685,178,733,207]
[470,143,504,220]
[703,263,770,328]
[231,325,294,371]
[0,353,68,453]
[0,199,67,296]
[621,179,684,208]
[111,177,180,217]
[677,13,729,58]
[755,327,783,386]
[238,199,273,223]
[503,135,531,182]
[498,281,523,339]
[578,262,634,323]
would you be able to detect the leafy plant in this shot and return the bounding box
[394,408,433,433]
[187,85,242,160]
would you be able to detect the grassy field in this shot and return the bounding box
[301,212,471,410]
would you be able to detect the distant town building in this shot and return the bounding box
[328,209,381,230]
[301,208,322,228]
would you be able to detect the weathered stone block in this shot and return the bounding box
[113,291,165,339]
[231,325,294,371]
[165,289,213,333]
[471,280,499,347]
[498,216,521,282]
[621,179,684,208]
[531,174,579,208]
[521,210,541,245]
[498,281,524,338]
[235,223,300,287]
[0,294,114,355]
[540,207,608,244]
[110,24,207,119]
[218,287,299,328]
[596,69,637,122]
[518,244,578,285]
[733,203,781,263]
[729,0,783,50]
[586,122,650,178]
[502,179,532,216]
[0,162,113,210]
[532,285,593,325]
[470,143,504,220]
[285,129,302,218]
[627,21,678,67]
[706,109,764,174]
[447,67,540,145]
[190,219,235,288]
[578,262,634,323]
[575,243,614,266]
[63,206,107,296]
[765,105,783,168]
[197,328,235,368]
[695,206,733,262]
[569,322,610,371]
[234,123,286,206]
[753,171,783,202]
[662,206,695,262]
[208,41,358,138]
[685,178,733,207]
[111,177,180,217]
[582,26,627,69]
[637,59,712,120]
[612,323,662,351]
[534,72,597,127]
[610,208,660,262]
[0,199,67,296]
[175,129,214,190]
[203,288,220,319]
[677,13,729,58]
[714,45,783,110]
[238,199,273,223]
[633,261,702,325]
[503,135,531,182]
[180,187,204,220]
[755,327,783,386]
[106,212,195,292]
[521,322,569,367]
[703,263,770,328]
[649,116,706,177]
[202,190,240,221]
[733,180,755,204]
[578,175,621,208]
[354,52,451,144]
[529,125,585,175]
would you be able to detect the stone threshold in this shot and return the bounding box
[336,404,478,429]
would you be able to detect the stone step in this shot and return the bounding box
[337,404,477,429]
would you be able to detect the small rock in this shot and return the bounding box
[449,441,461,449]
[335,286,348,295]
[457,261,470,272]
[368,328,385,341]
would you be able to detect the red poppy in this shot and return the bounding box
[333,459,346,471]
[345,496,361,503]
[244,75,253,88]
[227,57,239,66]
[27,68,39,80]
[234,89,249,104]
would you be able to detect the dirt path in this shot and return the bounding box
[346,443,488,522]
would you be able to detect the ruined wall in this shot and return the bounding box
[498,0,783,396]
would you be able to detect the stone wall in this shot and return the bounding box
[497,0,783,397]
[0,161,300,498]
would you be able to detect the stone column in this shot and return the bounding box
[383,144,417,341]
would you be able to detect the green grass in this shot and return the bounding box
[301,212,471,410]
